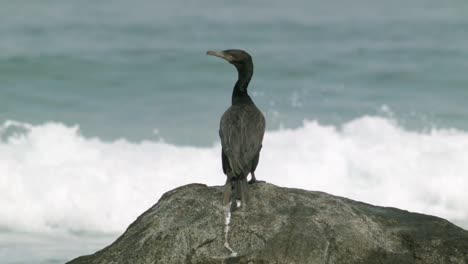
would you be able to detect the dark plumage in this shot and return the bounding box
[207,49,265,210]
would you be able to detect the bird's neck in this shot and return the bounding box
[232,64,253,105]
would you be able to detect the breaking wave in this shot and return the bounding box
[1,117,467,234]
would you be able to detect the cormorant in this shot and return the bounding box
[207,49,265,211]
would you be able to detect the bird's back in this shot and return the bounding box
[219,102,265,177]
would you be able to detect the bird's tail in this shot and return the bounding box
[223,175,249,211]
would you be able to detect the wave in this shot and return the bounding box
[1,117,467,234]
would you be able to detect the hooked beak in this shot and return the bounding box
[206,50,234,62]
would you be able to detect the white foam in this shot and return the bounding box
[1,117,467,234]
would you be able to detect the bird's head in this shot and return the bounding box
[206,49,253,71]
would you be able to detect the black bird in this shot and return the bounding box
[207,49,265,211]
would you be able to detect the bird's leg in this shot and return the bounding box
[248,171,265,184]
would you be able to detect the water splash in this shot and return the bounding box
[1,118,468,234]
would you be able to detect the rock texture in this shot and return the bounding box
[68,183,468,264]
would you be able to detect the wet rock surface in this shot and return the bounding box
[68,183,468,264]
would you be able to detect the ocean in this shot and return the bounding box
[1,0,468,263]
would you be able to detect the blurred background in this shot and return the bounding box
[1,0,467,263]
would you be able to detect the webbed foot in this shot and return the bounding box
[248,178,265,184]
[249,171,265,184]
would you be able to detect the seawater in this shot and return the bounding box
[1,0,468,263]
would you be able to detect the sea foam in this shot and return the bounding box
[1,117,467,234]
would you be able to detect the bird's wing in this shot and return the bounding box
[220,104,265,177]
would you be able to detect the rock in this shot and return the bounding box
[67,183,468,264]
